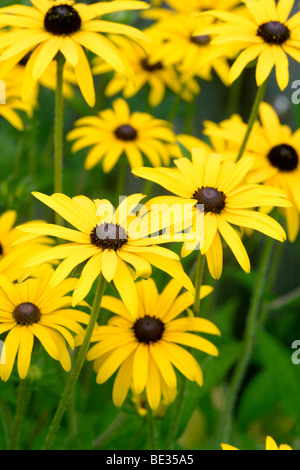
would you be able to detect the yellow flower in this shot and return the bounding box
[133,148,290,279]
[0,210,52,281]
[92,34,200,107]
[77,278,218,410]
[0,0,150,106]
[67,98,177,172]
[0,268,89,381]
[221,435,293,450]
[203,103,300,242]
[17,192,194,318]
[146,13,232,85]
[195,0,300,90]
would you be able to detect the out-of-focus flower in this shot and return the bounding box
[67,98,177,171]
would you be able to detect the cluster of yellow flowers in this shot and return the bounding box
[0,0,298,450]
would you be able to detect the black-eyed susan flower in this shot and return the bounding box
[203,103,300,242]
[77,278,218,410]
[0,268,89,381]
[0,210,52,281]
[92,34,200,107]
[146,13,232,86]
[67,98,177,171]
[221,435,293,450]
[17,192,195,318]
[133,148,291,279]
[0,0,150,106]
[196,0,300,90]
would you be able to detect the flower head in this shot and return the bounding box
[204,102,300,242]
[195,0,300,90]
[77,278,218,410]
[0,268,89,381]
[17,192,195,318]
[67,98,177,171]
[133,148,291,279]
[145,13,232,85]
[0,0,150,106]
[92,34,200,107]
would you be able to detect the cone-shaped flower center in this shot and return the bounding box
[115,124,138,141]
[13,302,41,325]
[141,58,164,72]
[133,315,165,343]
[267,143,299,171]
[44,4,82,35]
[193,187,226,213]
[191,34,210,45]
[257,21,290,45]
[90,222,128,250]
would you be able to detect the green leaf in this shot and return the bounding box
[237,371,278,427]
[255,328,300,418]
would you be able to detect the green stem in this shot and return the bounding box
[259,241,283,326]
[168,92,182,123]
[219,237,274,443]
[146,403,157,450]
[142,178,153,198]
[9,379,27,450]
[116,155,127,200]
[165,251,205,450]
[54,52,65,225]
[164,376,187,450]
[226,74,243,118]
[183,98,196,135]
[236,79,268,162]
[193,252,206,316]
[42,274,106,450]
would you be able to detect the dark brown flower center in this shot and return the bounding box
[257,21,290,45]
[191,34,210,45]
[141,57,164,72]
[44,4,82,35]
[13,302,41,325]
[267,143,299,171]
[133,315,165,344]
[90,222,128,250]
[114,125,137,141]
[193,187,226,214]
